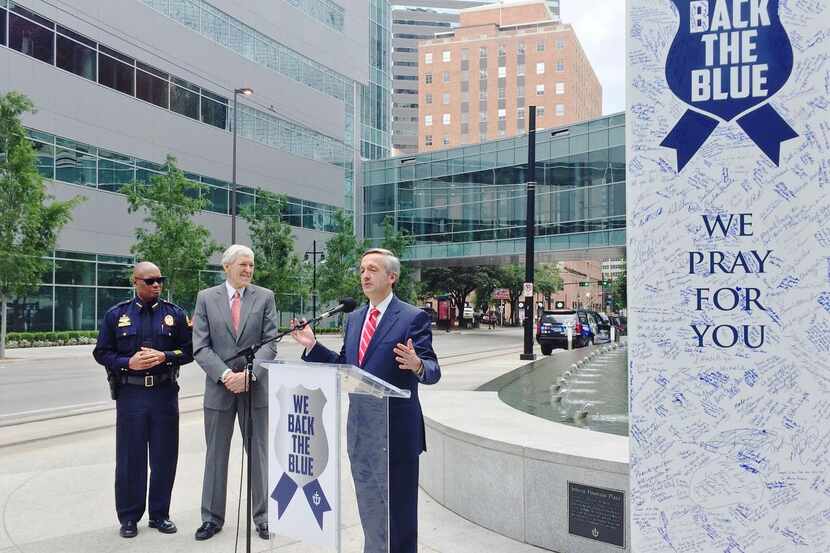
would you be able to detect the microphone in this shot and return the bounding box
[319,297,358,319]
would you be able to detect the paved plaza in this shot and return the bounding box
[0,328,549,553]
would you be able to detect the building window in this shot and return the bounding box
[517,65,525,77]
[442,93,450,105]
[498,108,506,118]
[460,80,469,92]
[479,88,488,100]
[536,84,545,96]
[442,71,450,83]
[426,93,433,104]
[498,87,506,100]
[442,134,449,145]
[136,62,170,110]
[55,28,96,81]
[442,113,451,125]
[170,79,200,120]
[461,123,469,135]
[425,134,433,146]
[556,39,565,49]
[536,62,545,75]
[425,52,433,64]
[201,90,228,130]
[536,40,545,52]
[461,101,469,113]
[9,8,55,64]
[517,107,525,119]
[556,103,565,116]
[556,82,565,95]
[99,47,136,96]
[479,132,487,142]
[556,61,565,72]
[479,112,487,122]
[425,73,433,84]
[537,106,545,118]
[461,48,469,61]
[498,66,506,78]
[479,47,487,58]
[425,115,433,126]
[442,50,451,62]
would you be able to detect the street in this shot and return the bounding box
[0,328,527,425]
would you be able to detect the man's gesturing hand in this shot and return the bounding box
[289,319,317,350]
[394,338,423,375]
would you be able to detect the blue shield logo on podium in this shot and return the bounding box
[272,385,332,529]
[661,0,798,170]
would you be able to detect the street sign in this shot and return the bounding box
[491,288,510,300]
[523,282,533,297]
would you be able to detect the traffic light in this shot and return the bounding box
[579,281,590,287]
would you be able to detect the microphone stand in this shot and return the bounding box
[222,311,337,553]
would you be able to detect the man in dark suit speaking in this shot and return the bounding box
[290,248,441,553]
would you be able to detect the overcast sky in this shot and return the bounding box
[555,0,627,114]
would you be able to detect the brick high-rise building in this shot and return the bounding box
[417,0,600,151]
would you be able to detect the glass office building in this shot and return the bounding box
[363,112,625,262]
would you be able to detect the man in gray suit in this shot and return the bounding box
[191,244,278,541]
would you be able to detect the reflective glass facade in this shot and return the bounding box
[363,112,625,260]
[30,129,340,232]
[7,249,322,332]
[1,2,349,165]
[362,0,392,159]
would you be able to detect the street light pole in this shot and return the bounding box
[521,105,537,361]
[231,87,253,244]
[304,240,325,321]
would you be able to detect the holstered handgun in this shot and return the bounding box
[107,370,119,400]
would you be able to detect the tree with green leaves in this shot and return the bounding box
[125,156,220,310]
[421,265,494,315]
[379,216,419,304]
[241,189,308,312]
[0,92,83,357]
[610,262,627,311]
[318,210,367,306]
[494,264,525,325]
[535,263,564,308]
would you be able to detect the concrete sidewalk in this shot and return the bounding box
[0,329,548,553]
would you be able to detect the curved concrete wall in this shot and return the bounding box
[419,353,630,552]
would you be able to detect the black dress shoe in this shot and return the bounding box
[149,518,178,534]
[195,521,222,541]
[120,520,138,538]
[256,522,269,540]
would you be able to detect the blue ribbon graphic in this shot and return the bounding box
[661,0,798,171]
[271,473,331,529]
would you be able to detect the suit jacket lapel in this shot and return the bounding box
[237,286,255,340]
[216,285,235,339]
[362,297,401,366]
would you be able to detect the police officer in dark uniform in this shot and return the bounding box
[93,261,193,538]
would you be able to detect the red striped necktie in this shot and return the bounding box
[358,307,381,366]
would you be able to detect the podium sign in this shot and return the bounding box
[267,362,338,548]
[265,361,410,552]
[628,1,829,552]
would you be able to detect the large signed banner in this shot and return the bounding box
[627,0,830,551]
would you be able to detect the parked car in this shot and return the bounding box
[590,311,613,343]
[610,314,627,336]
[535,310,594,355]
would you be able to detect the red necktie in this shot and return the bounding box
[231,290,241,334]
[358,308,380,366]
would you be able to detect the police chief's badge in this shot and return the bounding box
[117,315,131,327]
[164,314,175,327]
[661,0,798,171]
[271,385,331,529]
